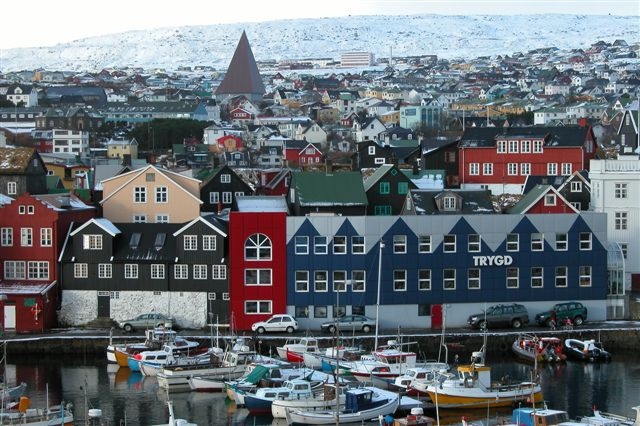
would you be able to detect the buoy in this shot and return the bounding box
[411,407,424,415]
[135,353,142,360]
[19,396,30,413]
[88,409,102,418]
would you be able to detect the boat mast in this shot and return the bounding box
[374,240,384,350]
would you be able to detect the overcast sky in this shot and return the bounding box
[0,0,637,50]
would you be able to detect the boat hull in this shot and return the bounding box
[426,387,544,409]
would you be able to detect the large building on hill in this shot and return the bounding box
[215,31,265,104]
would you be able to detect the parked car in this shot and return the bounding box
[535,302,588,327]
[320,315,376,334]
[467,304,529,329]
[251,314,298,334]
[118,313,176,332]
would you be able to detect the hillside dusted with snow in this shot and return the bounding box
[1,14,638,72]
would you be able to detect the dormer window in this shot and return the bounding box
[443,196,456,210]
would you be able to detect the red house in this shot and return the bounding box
[216,134,244,152]
[229,107,254,125]
[0,192,95,333]
[458,125,597,195]
[508,185,580,214]
[228,211,288,331]
[283,141,323,168]
[255,169,291,196]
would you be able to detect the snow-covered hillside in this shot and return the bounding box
[0,14,638,72]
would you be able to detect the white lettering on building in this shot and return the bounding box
[472,255,513,266]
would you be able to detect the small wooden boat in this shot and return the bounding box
[564,338,611,362]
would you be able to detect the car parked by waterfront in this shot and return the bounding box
[251,314,298,334]
[467,304,529,329]
[535,302,587,327]
[320,315,376,333]
[118,313,176,332]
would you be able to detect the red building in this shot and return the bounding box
[458,126,597,195]
[0,192,95,333]
[228,211,288,331]
[284,141,323,168]
[508,185,580,214]
[216,135,244,152]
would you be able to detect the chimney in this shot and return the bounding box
[122,154,132,167]
[325,158,333,175]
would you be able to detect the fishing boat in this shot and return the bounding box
[564,338,612,362]
[512,334,566,363]
[107,327,181,366]
[509,404,639,426]
[0,396,74,426]
[391,364,450,396]
[276,337,321,364]
[128,341,207,374]
[347,340,419,382]
[271,383,347,419]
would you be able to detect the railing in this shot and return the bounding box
[591,159,640,173]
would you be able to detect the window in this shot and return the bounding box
[352,270,365,291]
[393,235,406,253]
[508,140,519,153]
[443,234,456,253]
[18,205,25,214]
[245,269,272,285]
[580,233,592,250]
[619,243,628,259]
[571,181,582,192]
[314,306,327,318]
[212,265,227,279]
[547,163,557,175]
[579,266,592,287]
[133,214,147,223]
[483,163,493,175]
[561,163,572,175]
[134,186,147,203]
[203,235,216,251]
[222,192,232,204]
[468,234,481,252]
[296,306,309,318]
[506,267,519,288]
[531,233,543,251]
[521,140,531,153]
[443,196,456,210]
[467,268,481,289]
[220,174,231,183]
[314,236,328,254]
[544,194,556,206]
[314,271,328,292]
[209,192,219,204]
[374,205,393,215]
[74,263,88,278]
[615,212,628,230]
[191,264,206,279]
[555,266,568,287]
[245,234,271,260]
[174,264,188,279]
[497,140,506,153]
[27,205,34,214]
[614,183,627,199]
[155,186,168,203]
[379,182,390,194]
[443,269,456,290]
[1,228,13,246]
[295,236,308,254]
[418,269,432,290]
[533,140,543,153]
[393,270,407,291]
[333,236,346,254]
[531,267,543,288]
[469,163,479,175]
[520,163,530,176]
[332,270,346,292]
[418,235,432,253]
[20,228,32,246]
[368,146,375,155]
[184,235,197,250]
[418,304,432,316]
[26,261,48,280]
[151,264,165,279]
[507,163,518,175]
[7,182,17,195]
[124,264,138,279]
[352,236,365,254]
[555,233,568,251]
[245,301,272,314]
[98,263,112,279]
[295,271,309,292]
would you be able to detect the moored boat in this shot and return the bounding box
[512,334,566,364]
[348,340,419,382]
[276,337,321,364]
[564,338,612,362]
[0,396,74,426]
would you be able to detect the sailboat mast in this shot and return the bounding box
[374,240,384,350]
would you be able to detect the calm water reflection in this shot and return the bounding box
[4,351,639,425]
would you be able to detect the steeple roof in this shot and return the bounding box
[215,31,265,100]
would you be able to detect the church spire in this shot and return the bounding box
[215,31,265,103]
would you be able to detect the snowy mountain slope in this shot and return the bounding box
[0,14,637,72]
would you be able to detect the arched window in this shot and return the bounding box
[245,233,272,260]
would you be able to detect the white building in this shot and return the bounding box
[340,52,375,68]
[52,129,89,154]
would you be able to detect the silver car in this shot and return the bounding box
[118,313,176,332]
[320,315,376,333]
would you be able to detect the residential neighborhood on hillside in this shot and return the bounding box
[0,32,638,334]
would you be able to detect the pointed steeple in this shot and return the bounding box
[215,31,265,103]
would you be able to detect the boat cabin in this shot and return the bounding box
[512,407,623,426]
[345,388,378,414]
[457,364,492,389]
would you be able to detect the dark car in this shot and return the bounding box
[118,313,176,332]
[535,302,588,327]
[320,315,376,334]
[467,304,529,329]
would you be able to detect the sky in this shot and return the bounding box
[0,0,637,50]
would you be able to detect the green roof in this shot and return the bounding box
[508,185,551,214]
[291,171,367,206]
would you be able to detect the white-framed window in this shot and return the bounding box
[352,270,366,291]
[443,269,456,290]
[83,234,103,250]
[418,235,432,253]
[571,202,581,210]
[222,292,230,301]
[151,264,165,279]
[469,163,479,175]
[571,181,582,192]
[133,214,147,223]
[20,228,32,246]
[295,236,308,255]
[506,233,519,251]
[244,300,272,314]
[368,146,375,155]
[124,264,138,279]
[220,174,231,183]
[314,236,328,254]
[614,183,627,199]
[245,269,272,285]
[156,214,169,223]
[352,236,365,254]
[418,269,432,290]
[393,235,406,253]
[134,186,147,203]
[40,228,52,247]
[203,235,216,251]
[27,261,49,280]
[497,140,507,153]
[212,265,227,279]
[4,261,25,279]
[531,233,544,251]
[555,266,568,287]
[483,163,493,175]
[579,266,592,287]
[18,205,25,214]
[74,263,88,278]
[506,267,519,288]
[393,269,407,291]
[27,205,34,214]
[314,271,328,292]
[98,263,112,279]
[521,140,531,153]
[155,186,168,203]
[246,234,272,260]
[580,233,592,250]
[174,264,188,279]
[468,268,481,289]
[547,163,557,175]
[333,236,347,254]
[507,163,518,175]
[184,235,197,250]
[468,234,481,252]
[561,163,572,175]
[531,267,543,288]
[209,192,219,204]
[619,243,628,259]
[443,234,456,253]
[1,228,13,246]
[295,270,309,292]
[443,196,456,210]
[520,163,530,175]
[615,212,628,230]
[193,264,207,279]
[7,182,17,195]
[555,233,568,251]
[222,192,232,204]
[333,270,346,291]
[533,140,543,153]
[544,194,556,206]
[508,140,519,153]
